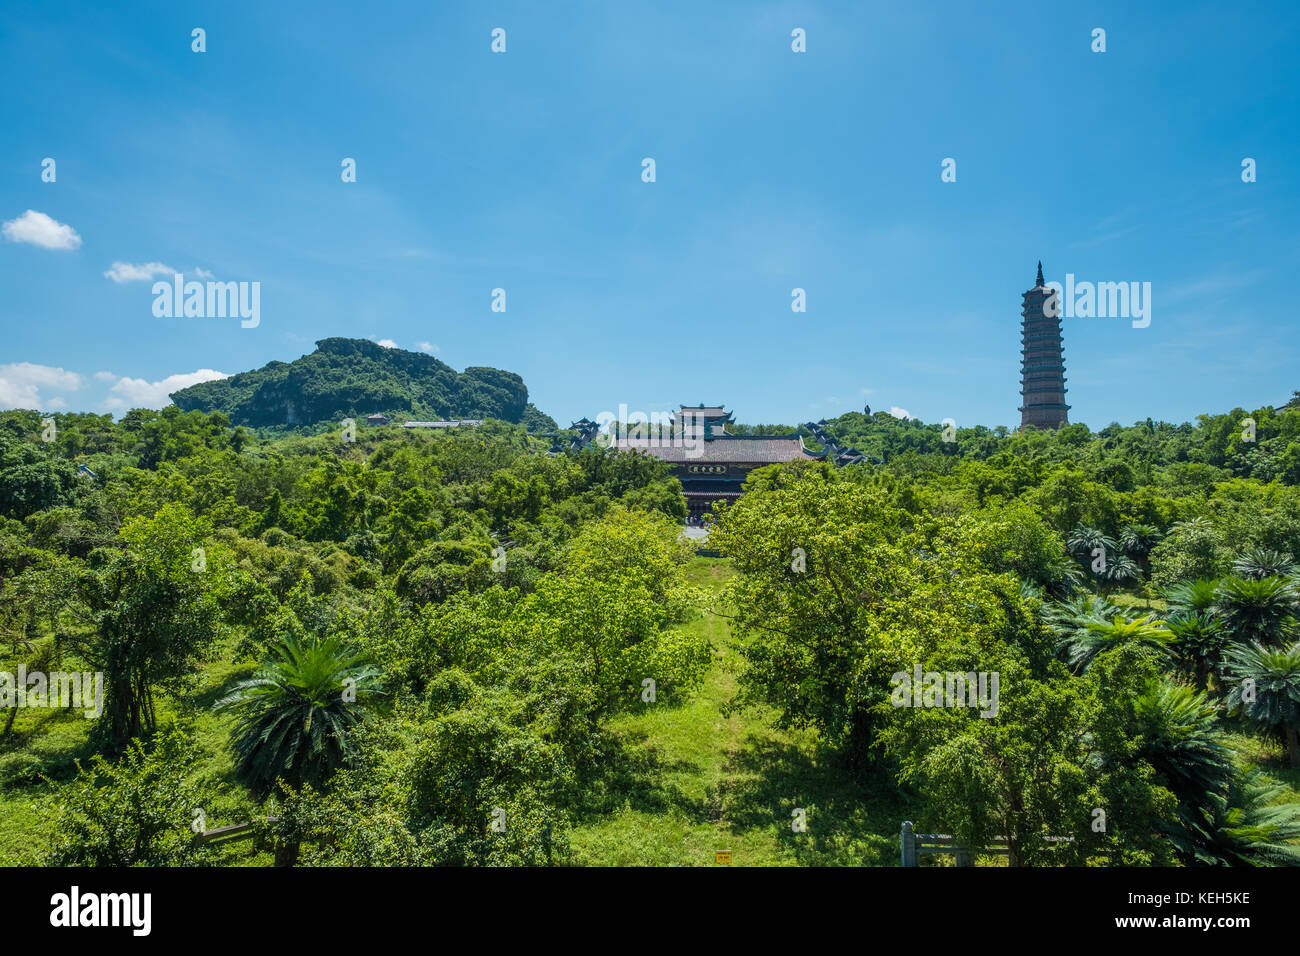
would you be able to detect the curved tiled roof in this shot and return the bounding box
[608,435,820,463]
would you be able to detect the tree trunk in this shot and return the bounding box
[844,708,874,769]
[1286,726,1300,770]
[274,840,301,867]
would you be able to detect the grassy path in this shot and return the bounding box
[568,557,908,866]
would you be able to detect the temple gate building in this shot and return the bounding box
[608,404,822,518]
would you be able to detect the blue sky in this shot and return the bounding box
[1,1,1296,429]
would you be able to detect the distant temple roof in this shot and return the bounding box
[403,420,482,428]
[608,435,819,464]
[678,404,732,419]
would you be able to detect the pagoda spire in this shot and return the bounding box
[1036,260,1044,287]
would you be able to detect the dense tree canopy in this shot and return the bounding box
[4,394,1300,868]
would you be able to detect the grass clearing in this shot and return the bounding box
[569,556,909,866]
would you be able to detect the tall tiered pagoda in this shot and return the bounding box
[1019,261,1070,429]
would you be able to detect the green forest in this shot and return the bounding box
[2,396,1300,866]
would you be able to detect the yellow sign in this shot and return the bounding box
[715,850,732,865]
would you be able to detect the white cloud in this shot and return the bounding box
[45,396,68,410]
[417,341,439,354]
[192,267,214,279]
[103,261,176,283]
[93,370,116,382]
[0,362,84,409]
[375,339,398,349]
[889,406,914,420]
[2,210,82,250]
[104,369,229,411]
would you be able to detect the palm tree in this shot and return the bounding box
[1041,593,1123,647]
[1067,525,1116,562]
[1212,576,1300,646]
[1133,680,1234,808]
[1060,614,1173,671]
[216,633,386,794]
[1162,578,1219,618]
[1040,553,1085,600]
[1095,552,1141,595]
[1165,612,1228,690]
[1232,548,1296,580]
[1173,771,1300,866]
[1222,641,1300,768]
[1119,522,1162,560]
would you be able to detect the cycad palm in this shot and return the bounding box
[1212,576,1300,645]
[1232,548,1295,581]
[1222,641,1300,768]
[1165,612,1228,690]
[1042,594,1122,645]
[1133,680,1233,809]
[1067,525,1116,565]
[216,634,386,793]
[1175,771,1300,866]
[1060,614,1173,670]
[1163,578,1219,618]
[1096,553,1141,595]
[1119,522,1162,558]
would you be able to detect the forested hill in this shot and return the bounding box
[169,337,556,430]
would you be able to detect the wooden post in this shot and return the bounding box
[900,820,918,867]
[954,846,975,867]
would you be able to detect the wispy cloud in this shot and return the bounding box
[1162,269,1269,306]
[103,261,176,283]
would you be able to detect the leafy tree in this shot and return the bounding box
[975,504,1080,597]
[39,726,211,866]
[86,504,224,753]
[883,649,1179,866]
[0,458,80,520]
[522,508,708,717]
[712,467,1043,764]
[1150,518,1229,591]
